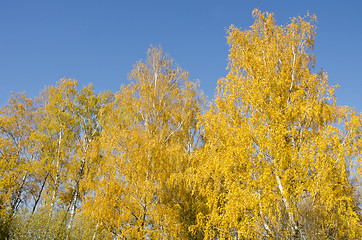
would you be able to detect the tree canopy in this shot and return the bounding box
[0,10,361,240]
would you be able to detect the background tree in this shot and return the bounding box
[0,79,110,239]
[0,93,36,239]
[193,9,362,239]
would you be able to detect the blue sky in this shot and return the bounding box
[1,0,361,111]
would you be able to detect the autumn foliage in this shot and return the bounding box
[1,10,361,239]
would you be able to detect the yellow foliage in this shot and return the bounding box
[193,9,362,239]
[0,10,361,239]
[82,46,204,239]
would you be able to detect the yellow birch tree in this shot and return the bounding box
[193,9,362,239]
[7,79,107,239]
[83,46,204,239]
[0,93,36,239]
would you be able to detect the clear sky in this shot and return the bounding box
[1,0,361,111]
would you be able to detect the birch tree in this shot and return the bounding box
[0,93,36,239]
[193,9,362,239]
[84,46,203,239]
